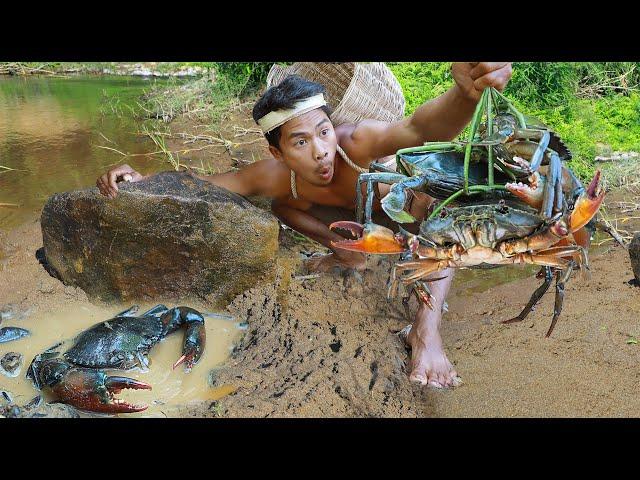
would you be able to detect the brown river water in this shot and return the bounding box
[0,75,241,417]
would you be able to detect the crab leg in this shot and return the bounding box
[355,172,407,224]
[413,280,436,311]
[499,219,569,256]
[538,151,564,219]
[502,266,554,325]
[545,262,576,337]
[399,261,450,283]
[514,129,550,171]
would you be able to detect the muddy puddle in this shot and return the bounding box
[0,301,243,417]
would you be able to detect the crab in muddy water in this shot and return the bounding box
[26,304,206,414]
[332,87,605,337]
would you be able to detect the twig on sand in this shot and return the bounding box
[0,165,27,174]
[0,203,19,207]
[232,126,262,137]
[596,210,632,248]
[293,274,321,281]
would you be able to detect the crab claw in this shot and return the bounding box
[105,376,152,393]
[506,172,545,209]
[173,320,206,372]
[570,170,605,232]
[329,221,406,254]
[49,367,150,414]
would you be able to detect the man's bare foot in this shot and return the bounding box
[304,251,366,273]
[398,269,460,389]
[401,321,462,388]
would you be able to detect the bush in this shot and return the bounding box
[389,62,640,181]
[213,62,275,97]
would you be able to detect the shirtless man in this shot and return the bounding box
[97,62,513,389]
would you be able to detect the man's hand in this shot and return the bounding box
[451,62,513,103]
[96,164,146,199]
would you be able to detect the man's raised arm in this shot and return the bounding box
[348,62,513,161]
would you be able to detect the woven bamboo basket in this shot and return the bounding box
[266,63,405,167]
[266,62,406,126]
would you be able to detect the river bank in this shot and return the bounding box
[0,62,209,78]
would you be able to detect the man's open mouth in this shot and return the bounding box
[318,165,332,179]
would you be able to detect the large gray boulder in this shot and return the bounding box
[40,171,279,304]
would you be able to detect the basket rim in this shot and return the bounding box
[265,62,405,125]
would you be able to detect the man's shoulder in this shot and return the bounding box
[336,119,391,164]
[245,157,291,196]
[336,119,390,143]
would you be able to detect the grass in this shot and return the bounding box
[139,124,182,171]
[137,63,272,125]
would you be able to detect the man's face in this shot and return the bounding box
[269,108,337,186]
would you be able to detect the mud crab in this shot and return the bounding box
[27,304,206,413]
[355,87,576,226]
[332,87,605,337]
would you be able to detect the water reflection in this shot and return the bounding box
[0,75,170,229]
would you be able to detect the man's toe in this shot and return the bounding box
[409,372,428,385]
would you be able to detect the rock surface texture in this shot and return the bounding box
[629,232,640,284]
[40,171,279,304]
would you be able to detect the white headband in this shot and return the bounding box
[257,93,327,134]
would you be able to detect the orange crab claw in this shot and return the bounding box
[329,221,406,254]
[570,170,605,232]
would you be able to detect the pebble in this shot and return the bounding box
[37,280,56,294]
[0,352,23,377]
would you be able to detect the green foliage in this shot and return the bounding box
[213,62,273,97]
[387,62,454,114]
[389,62,640,181]
[505,62,578,108]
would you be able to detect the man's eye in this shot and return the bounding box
[321,129,329,136]
[297,139,306,146]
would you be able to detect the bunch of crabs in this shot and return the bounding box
[329,87,605,338]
